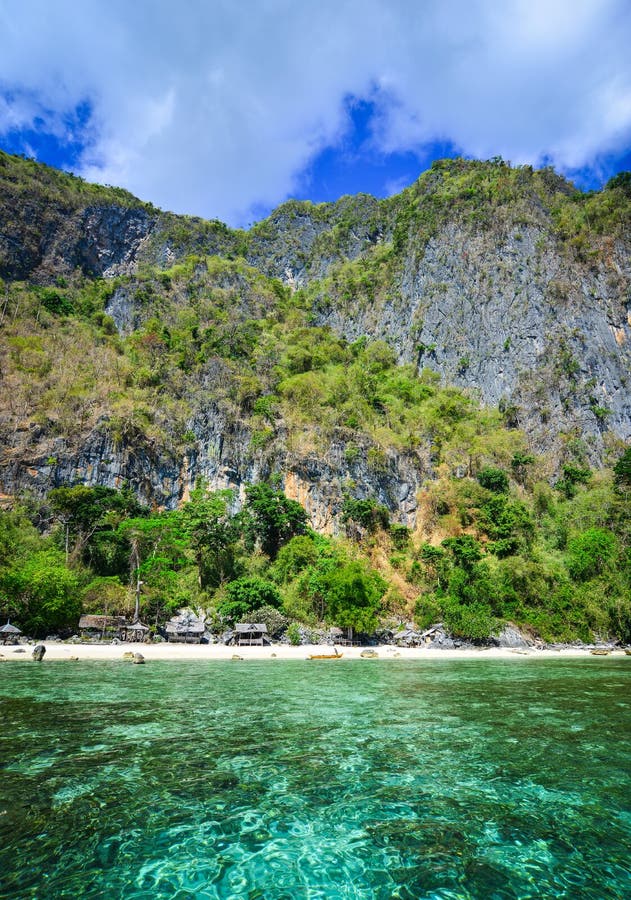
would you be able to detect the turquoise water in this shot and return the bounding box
[0,660,630,899]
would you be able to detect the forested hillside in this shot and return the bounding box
[0,151,629,642]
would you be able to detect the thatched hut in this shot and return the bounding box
[0,621,21,644]
[234,623,269,646]
[120,621,150,643]
[78,615,126,640]
[164,612,205,643]
[329,626,357,646]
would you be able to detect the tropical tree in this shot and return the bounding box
[613,448,631,495]
[181,486,239,587]
[241,483,307,559]
[48,484,145,563]
[0,549,81,636]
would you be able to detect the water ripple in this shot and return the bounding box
[0,659,630,899]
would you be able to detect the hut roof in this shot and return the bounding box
[165,622,205,635]
[0,622,21,634]
[79,615,127,629]
[127,621,149,632]
[235,623,268,633]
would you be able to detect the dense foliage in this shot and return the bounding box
[0,153,630,642]
[0,456,629,642]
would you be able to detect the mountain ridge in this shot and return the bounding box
[1,151,630,644]
[0,150,630,515]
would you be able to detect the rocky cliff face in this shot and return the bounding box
[0,152,162,281]
[0,152,629,526]
[0,403,426,534]
[314,221,631,461]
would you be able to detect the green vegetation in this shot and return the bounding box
[0,153,630,643]
[410,460,631,642]
[0,245,629,641]
[0,149,152,210]
[0,483,385,638]
[0,448,629,643]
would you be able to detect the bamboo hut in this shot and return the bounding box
[164,612,205,643]
[0,621,21,644]
[234,623,269,646]
[120,621,150,643]
[78,615,127,640]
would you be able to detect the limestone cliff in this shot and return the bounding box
[0,152,629,528]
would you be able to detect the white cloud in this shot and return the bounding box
[0,0,630,223]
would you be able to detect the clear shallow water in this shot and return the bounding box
[0,659,630,899]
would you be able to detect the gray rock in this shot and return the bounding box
[32,644,46,661]
[132,653,145,664]
[492,625,532,649]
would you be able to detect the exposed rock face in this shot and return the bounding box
[313,224,631,462]
[0,152,630,527]
[491,625,532,649]
[0,198,157,282]
[185,409,425,529]
[0,403,425,527]
[0,425,182,508]
[246,193,389,285]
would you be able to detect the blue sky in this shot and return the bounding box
[1,1,630,225]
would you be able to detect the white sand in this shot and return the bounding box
[0,641,626,662]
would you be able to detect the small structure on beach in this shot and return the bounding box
[0,621,21,644]
[234,623,269,646]
[329,626,357,646]
[164,611,205,643]
[120,620,150,643]
[78,615,127,640]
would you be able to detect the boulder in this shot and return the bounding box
[491,625,532,649]
[132,652,145,664]
[32,644,46,661]
[122,651,135,660]
[360,649,379,658]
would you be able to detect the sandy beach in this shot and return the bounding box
[0,641,626,662]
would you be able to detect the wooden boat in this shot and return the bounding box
[308,649,343,660]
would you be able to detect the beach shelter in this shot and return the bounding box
[122,621,150,643]
[0,621,22,644]
[234,623,269,646]
[78,615,127,639]
[164,612,205,643]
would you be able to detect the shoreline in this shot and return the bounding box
[1,641,628,662]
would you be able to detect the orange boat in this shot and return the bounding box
[308,648,343,659]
